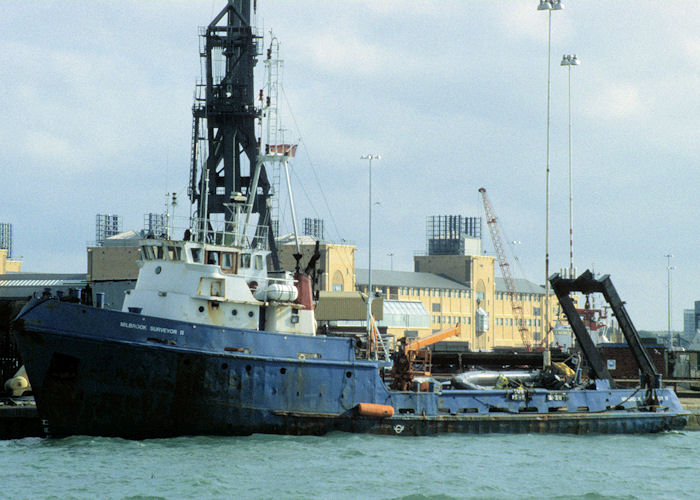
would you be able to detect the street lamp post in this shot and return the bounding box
[538,0,563,366]
[665,254,674,347]
[561,54,579,279]
[361,154,381,357]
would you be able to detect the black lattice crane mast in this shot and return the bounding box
[189,0,279,267]
[478,188,532,351]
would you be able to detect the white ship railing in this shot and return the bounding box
[149,215,269,250]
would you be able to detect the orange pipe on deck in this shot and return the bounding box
[355,403,394,418]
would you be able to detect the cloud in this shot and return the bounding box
[21,130,82,166]
[584,81,645,121]
[1,0,697,330]
[307,32,385,76]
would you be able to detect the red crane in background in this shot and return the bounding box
[479,187,532,351]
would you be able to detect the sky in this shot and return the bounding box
[1,1,698,331]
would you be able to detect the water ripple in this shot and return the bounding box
[3,432,700,499]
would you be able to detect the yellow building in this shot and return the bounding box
[276,234,356,292]
[0,249,22,274]
[277,236,563,351]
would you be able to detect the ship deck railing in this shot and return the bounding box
[159,215,269,250]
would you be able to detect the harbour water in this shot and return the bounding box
[4,431,699,499]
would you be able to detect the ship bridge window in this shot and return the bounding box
[206,251,220,266]
[221,252,238,274]
[240,253,251,269]
[190,247,202,263]
[142,246,155,260]
[255,254,264,270]
[167,246,182,261]
[143,245,163,260]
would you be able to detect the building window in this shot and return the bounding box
[432,303,441,313]
[332,270,344,292]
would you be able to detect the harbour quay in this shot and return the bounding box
[0,399,43,439]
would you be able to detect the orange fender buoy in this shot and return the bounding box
[355,403,394,418]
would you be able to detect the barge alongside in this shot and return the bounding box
[11,0,688,438]
[10,267,690,437]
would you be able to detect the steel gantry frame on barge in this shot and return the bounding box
[551,270,662,405]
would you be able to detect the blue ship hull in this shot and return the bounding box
[13,299,689,438]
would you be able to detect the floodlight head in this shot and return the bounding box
[571,55,580,65]
[537,0,551,10]
[551,0,564,10]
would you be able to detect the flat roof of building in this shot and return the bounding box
[356,269,469,290]
[494,277,545,295]
[0,273,86,300]
[356,269,544,295]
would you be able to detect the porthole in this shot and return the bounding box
[221,363,228,370]
[246,365,252,372]
[198,306,204,313]
[232,309,238,316]
[346,371,352,378]
[248,311,254,318]
[280,367,286,375]
[155,266,162,274]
